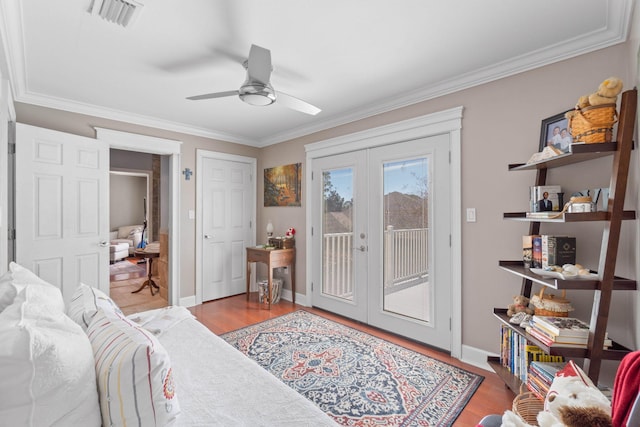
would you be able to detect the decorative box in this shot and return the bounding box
[268,237,295,249]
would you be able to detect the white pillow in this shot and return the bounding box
[118,225,143,239]
[0,262,64,313]
[0,285,101,427]
[67,282,121,331]
[88,307,180,427]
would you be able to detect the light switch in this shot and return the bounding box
[466,208,476,222]
[188,209,195,220]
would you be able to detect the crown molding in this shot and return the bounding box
[2,0,633,149]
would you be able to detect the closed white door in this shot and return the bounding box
[201,157,254,301]
[311,136,451,350]
[15,123,110,303]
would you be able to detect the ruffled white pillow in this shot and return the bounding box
[0,262,64,313]
[0,285,101,426]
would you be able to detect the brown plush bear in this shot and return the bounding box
[588,77,624,106]
[507,295,533,317]
[566,77,624,122]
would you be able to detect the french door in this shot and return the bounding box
[311,135,451,350]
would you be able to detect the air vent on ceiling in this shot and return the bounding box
[89,0,143,28]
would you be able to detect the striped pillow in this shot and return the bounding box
[87,307,180,427]
[67,283,121,331]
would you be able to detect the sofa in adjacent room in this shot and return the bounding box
[109,224,144,256]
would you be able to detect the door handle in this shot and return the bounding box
[99,241,109,247]
[204,235,213,239]
[354,245,367,252]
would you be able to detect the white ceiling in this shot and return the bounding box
[0,0,634,147]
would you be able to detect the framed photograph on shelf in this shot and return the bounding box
[539,110,573,153]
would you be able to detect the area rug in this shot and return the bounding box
[109,260,147,281]
[221,310,483,426]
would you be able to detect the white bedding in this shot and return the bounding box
[130,307,338,427]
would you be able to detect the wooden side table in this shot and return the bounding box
[132,249,160,296]
[246,247,295,309]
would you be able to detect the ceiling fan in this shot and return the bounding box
[187,44,321,116]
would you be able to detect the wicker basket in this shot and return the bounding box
[568,104,617,143]
[512,384,544,426]
[531,288,573,317]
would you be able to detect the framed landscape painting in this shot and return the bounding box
[264,163,302,207]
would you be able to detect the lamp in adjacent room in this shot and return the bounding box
[266,220,274,238]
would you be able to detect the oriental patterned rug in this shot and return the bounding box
[221,310,483,426]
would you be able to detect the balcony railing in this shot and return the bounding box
[322,227,428,299]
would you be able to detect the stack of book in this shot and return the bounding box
[526,315,612,348]
[524,234,576,269]
[499,325,564,383]
[527,361,566,400]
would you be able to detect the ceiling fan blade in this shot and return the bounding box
[277,91,321,116]
[186,90,239,101]
[247,44,272,84]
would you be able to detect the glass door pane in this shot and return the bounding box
[322,168,354,301]
[382,157,430,321]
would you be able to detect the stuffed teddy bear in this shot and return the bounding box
[566,77,623,122]
[500,360,612,427]
[507,295,533,317]
[588,77,624,106]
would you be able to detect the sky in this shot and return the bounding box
[327,158,428,200]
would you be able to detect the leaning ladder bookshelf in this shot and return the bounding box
[488,88,638,393]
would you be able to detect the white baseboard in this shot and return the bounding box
[460,344,498,373]
[279,289,308,307]
[180,295,196,308]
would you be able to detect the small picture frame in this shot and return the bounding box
[539,110,573,153]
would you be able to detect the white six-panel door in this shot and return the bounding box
[201,157,254,301]
[16,123,110,303]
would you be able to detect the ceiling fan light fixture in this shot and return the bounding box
[89,0,144,28]
[239,83,276,107]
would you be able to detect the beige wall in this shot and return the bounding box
[259,43,638,371]
[13,41,639,377]
[109,174,147,231]
[13,103,260,299]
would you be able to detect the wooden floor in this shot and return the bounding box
[189,293,515,426]
[109,259,168,315]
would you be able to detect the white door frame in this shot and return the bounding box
[305,107,463,358]
[195,149,257,305]
[95,128,182,306]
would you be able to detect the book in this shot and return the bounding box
[531,185,562,212]
[529,361,566,383]
[550,236,576,266]
[532,236,542,268]
[532,316,590,337]
[526,211,563,219]
[522,235,534,268]
[529,325,586,344]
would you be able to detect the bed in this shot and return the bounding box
[132,306,338,426]
[0,262,338,427]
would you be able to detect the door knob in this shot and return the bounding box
[99,241,109,247]
[354,245,366,252]
[204,235,213,239]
